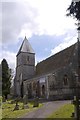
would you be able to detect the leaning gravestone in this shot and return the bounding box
[22,92,29,109]
[13,97,19,111]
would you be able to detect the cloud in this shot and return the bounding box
[50,33,77,56]
[1,1,39,45]
[1,0,77,45]
[0,50,16,69]
[26,0,76,37]
[1,0,78,69]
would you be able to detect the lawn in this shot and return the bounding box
[0,109,2,120]
[47,103,74,119]
[0,96,2,120]
[2,99,43,120]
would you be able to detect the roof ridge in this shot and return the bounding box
[37,42,76,65]
[36,42,77,76]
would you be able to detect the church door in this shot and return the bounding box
[42,85,45,97]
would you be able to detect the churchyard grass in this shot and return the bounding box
[2,99,43,119]
[47,103,74,119]
[0,96,2,120]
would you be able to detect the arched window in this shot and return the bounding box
[63,74,68,86]
[42,85,45,96]
[27,56,30,62]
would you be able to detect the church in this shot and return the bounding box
[14,37,80,100]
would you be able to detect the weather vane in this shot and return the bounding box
[25,33,26,37]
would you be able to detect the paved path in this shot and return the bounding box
[20,100,71,118]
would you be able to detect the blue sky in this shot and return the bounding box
[0,0,78,70]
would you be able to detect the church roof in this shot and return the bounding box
[17,36,35,56]
[36,43,77,76]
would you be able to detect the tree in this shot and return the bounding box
[0,64,2,96]
[1,59,12,99]
[66,1,80,30]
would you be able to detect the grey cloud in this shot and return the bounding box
[1,2,39,45]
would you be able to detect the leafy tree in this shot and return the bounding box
[0,64,2,81]
[66,1,80,30]
[1,59,12,99]
[0,64,2,95]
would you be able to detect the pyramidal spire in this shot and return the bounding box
[17,36,35,56]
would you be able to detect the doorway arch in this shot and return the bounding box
[42,85,45,96]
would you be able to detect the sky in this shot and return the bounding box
[0,0,79,71]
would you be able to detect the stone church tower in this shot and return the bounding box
[14,36,35,97]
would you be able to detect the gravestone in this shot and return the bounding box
[72,96,80,120]
[22,92,29,109]
[23,94,28,104]
[7,94,12,100]
[33,97,39,107]
[13,97,19,111]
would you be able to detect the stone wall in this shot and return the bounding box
[22,42,80,100]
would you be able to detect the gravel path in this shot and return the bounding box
[20,100,71,118]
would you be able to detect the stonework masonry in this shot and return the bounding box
[14,37,80,100]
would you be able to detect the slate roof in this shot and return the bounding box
[17,36,35,56]
[36,43,77,76]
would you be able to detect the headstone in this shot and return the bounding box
[33,97,39,107]
[23,94,28,104]
[22,104,29,109]
[72,96,80,119]
[13,101,19,110]
[22,92,29,109]
[7,94,12,99]
[13,97,19,111]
